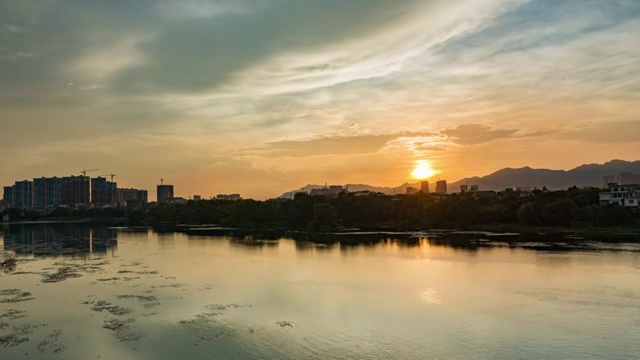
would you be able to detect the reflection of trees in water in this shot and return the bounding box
[230,237,279,249]
[295,241,336,252]
[180,227,598,254]
[1,224,117,257]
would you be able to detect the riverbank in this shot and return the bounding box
[171,223,640,243]
[466,224,640,241]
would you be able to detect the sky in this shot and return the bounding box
[1,0,639,200]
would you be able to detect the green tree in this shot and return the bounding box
[517,202,539,225]
[309,203,339,232]
[596,204,634,227]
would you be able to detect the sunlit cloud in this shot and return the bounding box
[68,34,154,83]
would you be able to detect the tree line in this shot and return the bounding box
[147,187,637,230]
[3,187,637,230]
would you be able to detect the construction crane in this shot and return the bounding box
[101,173,116,182]
[81,168,99,176]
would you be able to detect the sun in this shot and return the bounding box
[411,161,435,179]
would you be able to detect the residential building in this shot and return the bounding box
[603,175,616,188]
[460,184,468,193]
[310,185,343,196]
[603,172,640,187]
[107,181,117,204]
[435,180,447,194]
[165,197,188,204]
[33,177,63,208]
[193,195,202,201]
[91,177,117,205]
[3,186,15,209]
[117,188,148,205]
[620,172,640,185]
[470,185,479,192]
[420,181,429,193]
[14,180,33,209]
[62,176,90,205]
[157,184,174,204]
[599,184,640,208]
[406,186,419,195]
[216,194,241,201]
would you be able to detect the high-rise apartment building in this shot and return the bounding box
[435,180,447,195]
[91,177,119,205]
[62,176,90,205]
[157,184,174,203]
[14,180,33,209]
[3,186,15,209]
[117,188,148,204]
[107,181,117,204]
[421,181,429,193]
[33,177,63,208]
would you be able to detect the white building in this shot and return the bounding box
[599,185,640,208]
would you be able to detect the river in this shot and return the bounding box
[1,223,639,359]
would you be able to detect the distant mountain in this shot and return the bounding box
[277,160,640,198]
[449,159,640,192]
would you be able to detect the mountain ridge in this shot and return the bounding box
[277,159,640,198]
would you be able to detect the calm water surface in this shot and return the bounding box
[1,224,639,359]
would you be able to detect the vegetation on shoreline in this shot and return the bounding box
[3,187,638,236]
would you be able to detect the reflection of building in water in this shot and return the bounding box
[2,225,117,257]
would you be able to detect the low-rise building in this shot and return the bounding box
[599,184,640,208]
[117,188,148,205]
[406,186,419,195]
[216,194,241,201]
[310,185,343,196]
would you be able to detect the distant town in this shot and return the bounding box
[1,169,241,211]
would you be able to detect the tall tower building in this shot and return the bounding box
[157,184,174,203]
[420,181,429,193]
[435,180,447,195]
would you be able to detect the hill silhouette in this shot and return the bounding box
[278,159,640,197]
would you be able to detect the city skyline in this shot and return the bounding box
[1,1,639,200]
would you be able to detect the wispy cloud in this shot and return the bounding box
[67,34,153,83]
[155,0,267,19]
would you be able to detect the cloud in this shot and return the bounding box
[68,34,153,83]
[441,124,518,145]
[154,0,267,19]
[0,51,31,61]
[246,134,405,158]
[244,131,455,158]
[566,121,640,143]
